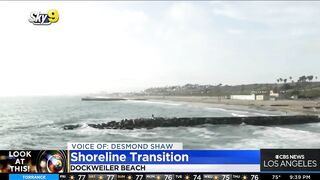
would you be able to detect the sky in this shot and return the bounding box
[0,1,319,96]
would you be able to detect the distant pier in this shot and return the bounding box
[81,97,127,101]
[63,115,320,130]
[81,97,148,101]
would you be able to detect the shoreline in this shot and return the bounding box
[63,115,320,130]
[129,96,320,116]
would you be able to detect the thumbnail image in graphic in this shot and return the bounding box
[0,150,67,173]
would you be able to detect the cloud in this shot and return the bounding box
[0,2,160,95]
[0,1,319,96]
[211,2,320,24]
[226,29,244,35]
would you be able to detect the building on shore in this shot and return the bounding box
[269,90,280,100]
[230,94,256,100]
[230,90,279,101]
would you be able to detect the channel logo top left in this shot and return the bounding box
[29,9,59,25]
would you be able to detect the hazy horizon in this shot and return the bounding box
[1,1,320,96]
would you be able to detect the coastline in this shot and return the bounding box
[129,96,320,116]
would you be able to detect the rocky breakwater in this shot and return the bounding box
[63,115,320,130]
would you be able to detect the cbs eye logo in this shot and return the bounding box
[29,9,59,25]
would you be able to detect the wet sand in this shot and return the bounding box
[131,96,320,115]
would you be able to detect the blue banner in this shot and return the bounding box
[69,150,260,164]
[9,174,59,180]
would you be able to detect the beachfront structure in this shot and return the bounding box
[251,90,268,94]
[230,94,268,101]
[230,94,256,100]
[256,95,268,100]
[270,90,279,97]
[230,90,275,101]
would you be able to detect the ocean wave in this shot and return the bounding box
[231,113,248,117]
[208,126,320,149]
[188,127,217,139]
[204,107,228,112]
[126,100,182,106]
[252,126,320,139]
[251,112,271,116]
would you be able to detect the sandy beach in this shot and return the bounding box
[131,96,320,115]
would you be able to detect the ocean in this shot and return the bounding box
[0,96,319,149]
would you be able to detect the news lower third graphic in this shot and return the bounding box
[29,9,59,25]
[67,143,259,173]
[1,143,320,179]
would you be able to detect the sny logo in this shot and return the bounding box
[29,9,59,25]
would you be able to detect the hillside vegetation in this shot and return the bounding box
[143,76,320,99]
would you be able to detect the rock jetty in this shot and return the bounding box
[63,115,320,130]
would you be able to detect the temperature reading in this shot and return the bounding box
[250,175,259,180]
[272,175,281,180]
[193,175,201,180]
[165,175,173,180]
[78,175,86,180]
[222,175,230,180]
[136,175,144,180]
[107,175,115,180]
